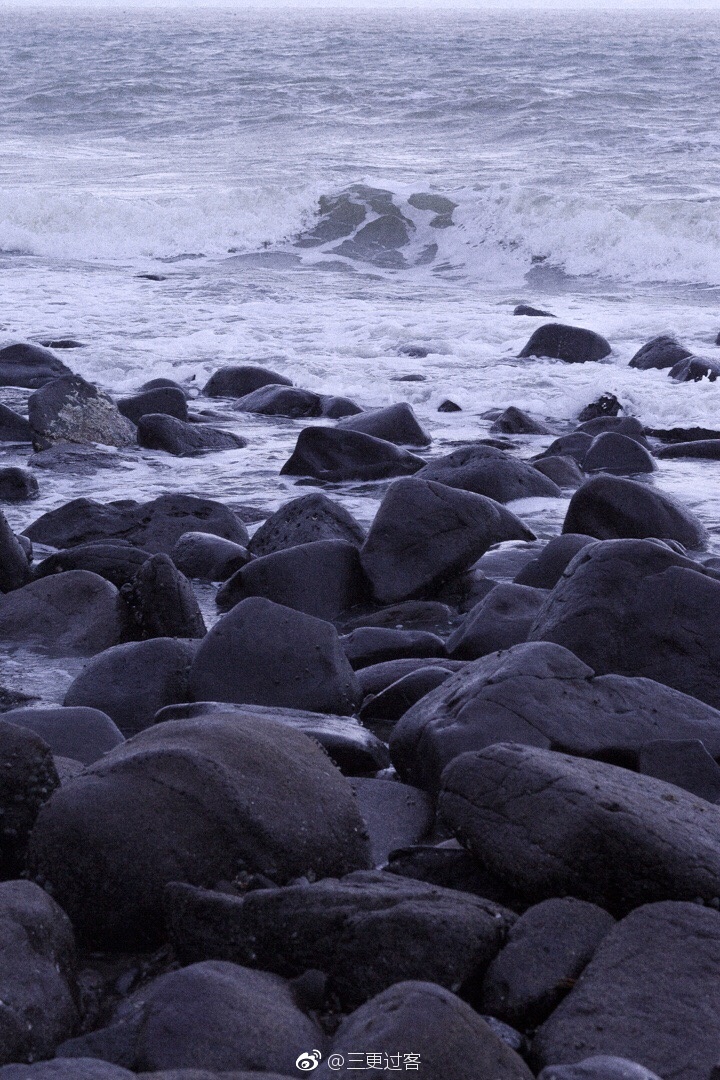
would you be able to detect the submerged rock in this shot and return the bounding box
[137,414,247,455]
[202,364,292,398]
[518,324,611,364]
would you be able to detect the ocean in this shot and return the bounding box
[2,4,720,693]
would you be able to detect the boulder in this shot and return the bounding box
[171,532,251,581]
[514,534,596,589]
[356,657,466,698]
[342,600,454,635]
[440,744,720,913]
[121,554,206,639]
[117,387,188,425]
[0,571,126,655]
[0,404,32,443]
[577,394,621,421]
[248,493,365,556]
[439,398,462,412]
[358,667,454,739]
[24,494,249,553]
[518,324,611,364]
[232,384,322,417]
[33,543,153,588]
[351,778,434,865]
[628,335,691,370]
[216,539,368,621]
[582,433,655,476]
[202,365,292,398]
[0,343,72,389]
[0,721,59,876]
[0,881,78,1066]
[342,627,446,669]
[166,871,515,1010]
[188,597,360,715]
[446,584,547,660]
[137,414,247,455]
[536,433,592,466]
[319,393,362,419]
[337,403,431,447]
[27,714,371,948]
[0,468,38,501]
[531,902,720,1080]
[646,425,720,443]
[384,845,524,911]
[416,445,561,502]
[316,981,534,1080]
[280,427,426,483]
[57,961,322,1074]
[669,355,720,381]
[28,375,135,450]
[529,539,720,706]
[0,1063,134,1079]
[538,1059,662,1080]
[64,638,196,736]
[391,639,720,793]
[513,305,555,317]
[656,439,720,459]
[575,416,648,444]
[138,377,190,396]
[359,478,535,604]
[481,898,615,1028]
[561,476,707,547]
[637,739,720,802]
[533,456,585,488]
[1,706,123,765]
[489,407,551,435]
[0,512,31,593]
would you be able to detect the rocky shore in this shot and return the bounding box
[1,321,720,1079]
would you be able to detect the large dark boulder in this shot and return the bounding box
[359,478,535,604]
[117,387,188,425]
[529,539,720,707]
[342,627,446,669]
[170,531,251,581]
[121,553,206,639]
[518,324,611,364]
[27,714,371,948]
[64,638,196,736]
[577,393,621,421]
[533,455,585,489]
[531,902,720,1080]
[188,597,361,714]
[137,414,247,455]
[337,402,431,447]
[0,343,72,389]
[57,961,322,1074]
[628,335,691,370]
[655,439,720,459]
[248,492,365,556]
[537,1059,661,1080]
[514,534,596,589]
[0,512,30,593]
[358,666,454,739]
[440,743,720,913]
[446,584,547,660]
[391,640,720,793]
[0,468,38,502]
[416,445,560,502]
[167,871,515,1010]
[0,721,59,876]
[28,375,135,450]
[232,384,322,417]
[33,543,152,589]
[582,433,655,476]
[669,354,720,382]
[638,738,720,802]
[281,426,426,482]
[202,364,292,398]
[536,433,592,467]
[0,404,32,443]
[0,881,79,1066]
[356,657,466,698]
[0,571,127,655]
[1,706,123,765]
[216,539,368,621]
[562,476,707,547]
[351,777,433,864]
[490,407,551,435]
[24,494,249,553]
[576,416,648,444]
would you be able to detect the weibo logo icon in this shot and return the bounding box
[296,1049,323,1072]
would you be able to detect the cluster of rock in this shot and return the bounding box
[3,325,720,1078]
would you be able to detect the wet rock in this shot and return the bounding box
[536,432,592,466]
[0,1062,134,1079]
[28,714,370,948]
[138,377,191,397]
[514,534,596,589]
[0,880,79,1066]
[562,476,707,547]
[582,432,655,475]
[137,414,247,456]
[513,305,556,317]
[26,445,128,474]
[332,214,413,268]
[0,467,38,502]
[0,404,32,443]
[391,639,720,793]
[64,638,195,736]
[669,354,720,381]
[281,427,426,482]
[628,334,691,370]
[577,394,622,421]
[0,512,31,592]
[656,439,720,459]
[647,425,720,443]
[358,667,454,739]
[28,375,135,450]
[0,721,59,876]
[1,706,123,765]
[232,384,322,418]
[319,394,362,419]
[440,744,720,913]
[533,455,585,488]
[342,600,454,635]
[490,407,552,435]
[356,657,466,698]
[0,343,72,389]
[316,981,534,1080]
[351,779,434,864]
[337,403,431,447]
[537,1059,663,1080]
[34,542,154,589]
[438,398,462,412]
[0,571,126,655]
[121,553,206,640]
[57,961,322,1074]
[24,494,249,553]
[296,190,367,246]
[360,477,535,604]
[637,738,720,802]
[416,445,560,502]
[481,898,615,1029]
[170,532,251,581]
[117,387,188,425]
[202,365,292,398]
[248,492,365,556]
[217,539,368,621]
[518,324,611,364]
[166,871,515,1010]
[531,902,720,1080]
[446,584,547,660]
[575,416,648,444]
[409,192,457,215]
[342,627,446,669]
[188,597,360,714]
